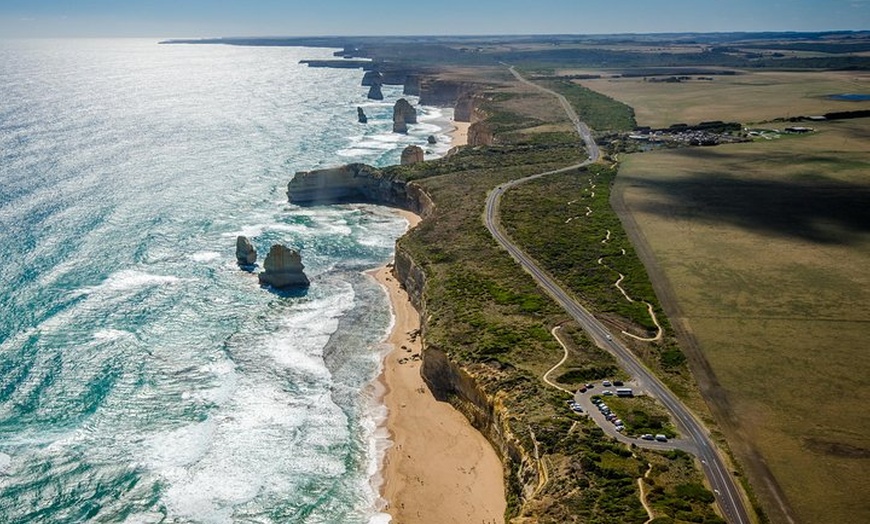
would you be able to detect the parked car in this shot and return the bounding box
[613,380,624,387]
[602,380,612,387]
[641,434,654,440]
[602,390,614,396]
[615,425,625,432]
[655,434,668,442]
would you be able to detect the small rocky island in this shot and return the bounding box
[367,79,384,100]
[235,235,257,266]
[258,244,310,289]
[392,98,417,133]
[401,145,424,165]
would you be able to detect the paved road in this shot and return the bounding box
[485,67,751,524]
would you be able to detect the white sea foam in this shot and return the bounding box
[144,420,215,468]
[76,270,181,296]
[0,452,12,475]
[92,328,135,342]
[190,251,221,262]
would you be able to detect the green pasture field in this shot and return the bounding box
[615,118,870,524]
[574,70,870,127]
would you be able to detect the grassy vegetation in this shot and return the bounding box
[617,118,870,524]
[498,165,705,399]
[644,450,725,524]
[553,323,628,386]
[379,70,726,520]
[573,70,870,127]
[538,79,638,132]
[501,164,660,331]
[598,396,678,439]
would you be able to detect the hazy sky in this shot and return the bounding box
[1,0,868,38]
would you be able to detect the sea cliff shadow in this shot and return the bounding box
[621,168,870,246]
[260,283,309,299]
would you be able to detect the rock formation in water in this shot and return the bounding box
[357,107,368,124]
[258,244,310,289]
[367,80,384,100]
[403,74,422,96]
[401,145,425,165]
[361,70,383,87]
[392,98,417,134]
[427,134,437,144]
[236,236,257,266]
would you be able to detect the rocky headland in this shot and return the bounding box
[287,163,434,217]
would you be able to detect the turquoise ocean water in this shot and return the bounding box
[0,39,453,523]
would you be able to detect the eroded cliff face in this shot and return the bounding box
[285,117,536,517]
[287,163,434,217]
[394,244,541,515]
[427,353,540,501]
[419,79,471,107]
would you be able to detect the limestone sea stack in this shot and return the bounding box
[392,98,417,134]
[361,70,383,87]
[401,145,424,165]
[367,81,384,101]
[357,107,368,124]
[236,236,257,266]
[258,244,310,289]
[427,134,437,144]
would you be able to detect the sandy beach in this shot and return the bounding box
[450,121,471,148]
[371,210,505,524]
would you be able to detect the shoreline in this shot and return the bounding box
[449,120,471,148]
[368,209,505,524]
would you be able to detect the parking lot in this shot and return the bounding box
[569,380,696,453]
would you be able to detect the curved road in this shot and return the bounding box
[485,67,751,524]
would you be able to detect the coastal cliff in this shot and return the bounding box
[289,164,541,515]
[287,163,434,217]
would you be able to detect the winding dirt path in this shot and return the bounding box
[638,462,655,523]
[590,218,663,341]
[542,326,574,395]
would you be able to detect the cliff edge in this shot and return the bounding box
[287,163,434,217]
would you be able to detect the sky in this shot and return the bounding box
[0,0,868,38]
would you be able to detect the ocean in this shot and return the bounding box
[0,39,453,523]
